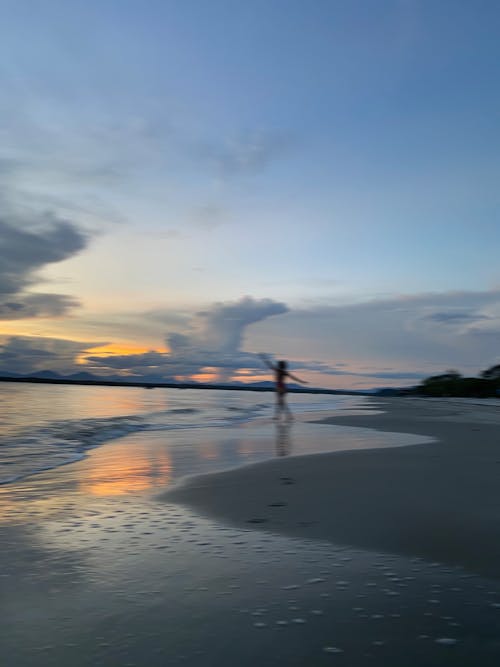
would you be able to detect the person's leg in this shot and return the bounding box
[275,391,284,420]
[274,392,280,419]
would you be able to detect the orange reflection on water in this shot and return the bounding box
[199,440,219,460]
[82,447,172,496]
[238,440,256,457]
[71,385,166,418]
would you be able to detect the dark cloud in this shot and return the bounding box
[0,336,103,375]
[86,351,167,371]
[85,348,261,380]
[0,294,80,320]
[422,310,490,324]
[0,215,88,319]
[360,370,428,380]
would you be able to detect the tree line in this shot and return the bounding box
[415,364,500,397]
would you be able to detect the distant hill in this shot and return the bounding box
[66,371,105,382]
[31,370,63,379]
[0,370,372,395]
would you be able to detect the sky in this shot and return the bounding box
[0,0,499,389]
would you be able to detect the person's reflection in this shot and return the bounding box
[275,421,292,457]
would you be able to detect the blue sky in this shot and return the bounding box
[0,1,499,388]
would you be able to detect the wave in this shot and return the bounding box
[0,402,268,486]
[0,389,361,486]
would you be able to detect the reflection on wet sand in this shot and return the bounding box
[0,405,424,529]
[0,447,173,524]
[198,440,220,460]
[82,447,172,496]
[275,422,292,457]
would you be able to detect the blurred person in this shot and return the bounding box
[259,354,308,420]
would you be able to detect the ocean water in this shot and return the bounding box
[0,382,381,486]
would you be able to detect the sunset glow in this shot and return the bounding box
[0,2,499,389]
[82,449,172,496]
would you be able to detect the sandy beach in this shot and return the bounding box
[166,397,500,580]
[3,392,500,666]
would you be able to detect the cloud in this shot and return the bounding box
[422,310,490,325]
[86,351,168,372]
[84,290,500,386]
[192,296,289,352]
[0,106,180,235]
[1,113,167,189]
[198,131,294,177]
[288,359,427,380]
[82,294,431,385]
[358,370,428,380]
[6,289,499,388]
[188,204,229,231]
[260,289,500,377]
[0,294,80,320]
[0,215,87,293]
[0,336,103,375]
[0,214,88,319]
[86,296,289,380]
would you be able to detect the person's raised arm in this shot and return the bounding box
[258,353,276,371]
[286,372,308,385]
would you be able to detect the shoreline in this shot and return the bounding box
[164,397,500,579]
[0,375,366,396]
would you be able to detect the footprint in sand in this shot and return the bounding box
[280,477,295,485]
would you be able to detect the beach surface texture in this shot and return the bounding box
[166,397,500,580]
[4,388,500,666]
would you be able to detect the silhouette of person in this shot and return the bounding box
[259,353,308,420]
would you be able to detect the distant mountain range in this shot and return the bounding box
[0,369,395,395]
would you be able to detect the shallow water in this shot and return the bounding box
[0,381,419,487]
[0,382,369,485]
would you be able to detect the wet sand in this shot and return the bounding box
[3,397,500,665]
[165,397,500,580]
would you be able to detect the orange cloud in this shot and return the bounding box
[78,342,168,365]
